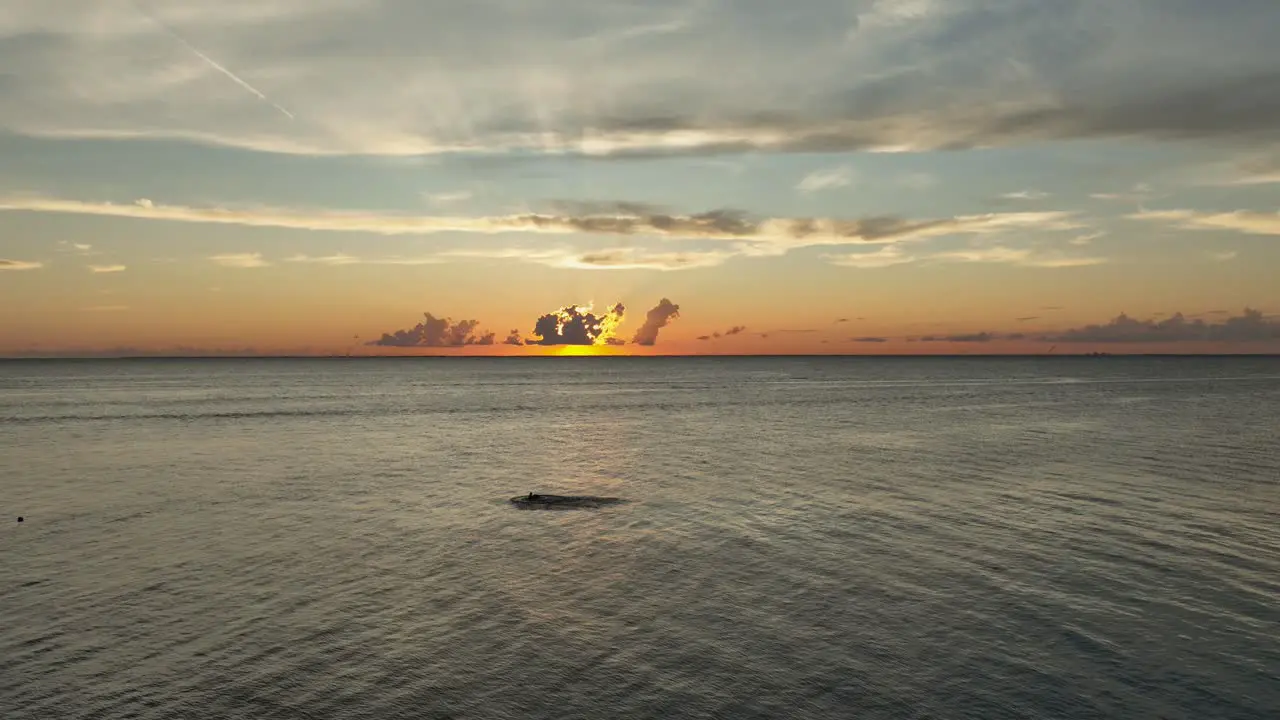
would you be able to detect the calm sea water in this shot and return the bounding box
[2,357,1278,719]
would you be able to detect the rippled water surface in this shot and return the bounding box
[3,357,1278,719]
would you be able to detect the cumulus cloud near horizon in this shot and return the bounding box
[370,313,496,347]
[370,298,682,349]
[527,303,626,346]
[632,299,680,346]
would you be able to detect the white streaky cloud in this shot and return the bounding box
[1225,172,1280,186]
[210,252,269,268]
[74,243,93,251]
[0,194,1085,257]
[0,1,1276,157]
[423,191,473,206]
[1070,231,1105,246]
[1090,184,1159,203]
[1209,250,1239,262]
[89,264,127,273]
[285,254,443,266]
[132,3,294,120]
[928,246,1106,268]
[797,167,853,193]
[288,246,726,271]
[824,246,915,268]
[1183,147,1280,187]
[1,259,45,271]
[1000,190,1050,201]
[553,248,733,271]
[1130,209,1280,236]
[826,244,1105,269]
[855,0,944,30]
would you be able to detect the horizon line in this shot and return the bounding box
[3,353,1279,361]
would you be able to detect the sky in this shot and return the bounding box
[2,0,1279,356]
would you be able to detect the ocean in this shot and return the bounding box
[2,356,1277,719]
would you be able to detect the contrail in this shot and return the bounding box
[133,3,294,120]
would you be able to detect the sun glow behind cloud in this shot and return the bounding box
[0,0,1277,356]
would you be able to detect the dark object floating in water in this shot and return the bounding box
[16,517,22,523]
[510,493,625,510]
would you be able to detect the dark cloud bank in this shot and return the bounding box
[909,309,1280,345]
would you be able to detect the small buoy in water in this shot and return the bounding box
[16,517,22,523]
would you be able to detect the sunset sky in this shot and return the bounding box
[2,0,1279,355]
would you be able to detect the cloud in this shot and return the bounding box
[285,254,442,266]
[6,0,1275,158]
[852,336,888,343]
[132,3,295,120]
[1,259,43,271]
[528,303,626,346]
[631,299,680,346]
[1070,231,1104,246]
[1090,183,1158,203]
[919,332,997,343]
[0,195,1084,261]
[503,329,524,346]
[927,246,1106,268]
[826,243,1104,269]
[697,325,747,340]
[1209,250,1238,262]
[210,253,268,268]
[1000,190,1050,201]
[1187,147,1280,186]
[88,264,127,273]
[370,313,496,347]
[797,167,853,193]
[1044,308,1280,343]
[558,248,733,271]
[757,329,818,339]
[424,191,474,206]
[1130,209,1280,236]
[82,305,130,312]
[825,245,914,268]
[1015,316,1040,322]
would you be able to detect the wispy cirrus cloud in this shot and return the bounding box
[88,264,127,273]
[1130,209,1280,236]
[1,259,44,271]
[285,254,442,266]
[928,246,1105,268]
[210,252,269,268]
[0,195,1085,263]
[1000,190,1050,201]
[826,244,1104,269]
[796,166,853,193]
[2,1,1277,158]
[423,191,474,206]
[558,248,733,271]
